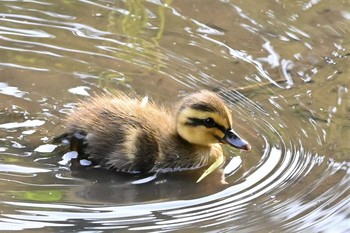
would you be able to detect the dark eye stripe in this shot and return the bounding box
[185,117,226,133]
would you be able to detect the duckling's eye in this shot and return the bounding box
[204,117,216,127]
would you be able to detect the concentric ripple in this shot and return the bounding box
[1,88,349,232]
[1,0,350,232]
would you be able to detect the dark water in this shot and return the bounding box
[0,0,350,232]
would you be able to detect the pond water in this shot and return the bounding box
[0,0,350,232]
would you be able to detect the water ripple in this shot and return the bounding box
[0,0,349,232]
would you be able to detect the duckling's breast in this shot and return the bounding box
[152,134,216,172]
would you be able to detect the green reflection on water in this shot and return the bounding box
[97,0,172,89]
[13,190,63,202]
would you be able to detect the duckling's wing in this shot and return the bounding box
[64,95,170,173]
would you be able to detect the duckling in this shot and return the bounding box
[60,90,251,177]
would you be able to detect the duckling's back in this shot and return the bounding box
[64,94,174,173]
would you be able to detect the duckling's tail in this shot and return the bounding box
[51,133,70,144]
[52,131,87,156]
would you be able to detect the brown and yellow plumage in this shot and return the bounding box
[60,90,251,176]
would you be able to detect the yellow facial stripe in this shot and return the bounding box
[205,127,225,139]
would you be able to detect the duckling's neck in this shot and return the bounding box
[153,133,217,172]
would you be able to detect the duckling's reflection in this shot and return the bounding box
[68,159,229,204]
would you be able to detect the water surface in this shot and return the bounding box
[0,0,350,232]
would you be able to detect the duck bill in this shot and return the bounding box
[222,129,251,151]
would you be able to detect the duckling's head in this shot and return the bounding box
[176,90,251,151]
